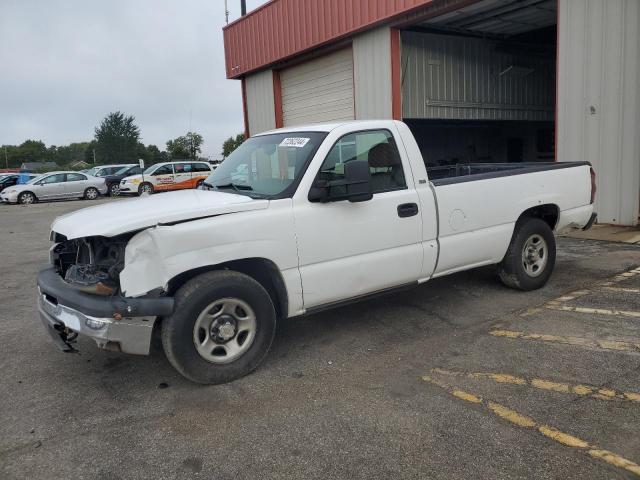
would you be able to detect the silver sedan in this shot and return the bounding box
[0,171,108,205]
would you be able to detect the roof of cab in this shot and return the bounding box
[256,120,397,136]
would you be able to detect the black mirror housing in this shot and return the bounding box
[308,160,372,203]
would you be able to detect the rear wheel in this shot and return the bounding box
[84,187,99,200]
[161,270,277,384]
[498,217,556,291]
[138,182,153,195]
[195,179,204,189]
[18,191,36,205]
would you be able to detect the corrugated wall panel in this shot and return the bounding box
[280,48,355,126]
[224,0,442,78]
[401,31,555,121]
[245,70,276,136]
[353,27,393,120]
[558,0,640,225]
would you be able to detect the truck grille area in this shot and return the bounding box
[50,234,129,296]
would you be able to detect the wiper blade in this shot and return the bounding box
[213,183,254,192]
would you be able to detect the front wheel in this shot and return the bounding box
[138,182,153,195]
[498,217,556,291]
[18,191,36,205]
[84,187,99,200]
[161,270,277,384]
[108,183,120,197]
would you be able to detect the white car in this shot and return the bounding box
[37,120,595,384]
[1,171,108,204]
[118,160,213,195]
[84,164,137,178]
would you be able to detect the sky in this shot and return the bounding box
[0,0,268,159]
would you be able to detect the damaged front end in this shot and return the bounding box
[37,231,174,355]
[50,232,128,296]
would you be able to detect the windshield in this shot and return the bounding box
[143,164,158,174]
[84,167,99,176]
[204,132,326,198]
[115,166,132,175]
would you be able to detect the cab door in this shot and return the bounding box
[293,128,423,309]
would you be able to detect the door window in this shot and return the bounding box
[317,130,406,194]
[41,174,66,184]
[175,163,191,173]
[153,165,174,175]
[192,163,210,172]
[66,173,87,182]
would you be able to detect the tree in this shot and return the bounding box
[94,111,140,164]
[222,133,245,158]
[166,131,204,160]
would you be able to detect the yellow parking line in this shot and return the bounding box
[422,376,640,476]
[545,304,640,318]
[489,329,640,353]
[431,368,640,403]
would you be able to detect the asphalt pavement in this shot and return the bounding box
[1,197,639,479]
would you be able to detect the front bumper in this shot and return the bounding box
[1,191,18,203]
[37,266,174,355]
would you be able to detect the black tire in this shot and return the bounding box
[161,270,277,384]
[195,179,204,189]
[498,217,556,291]
[18,191,36,205]
[84,187,99,200]
[108,183,120,197]
[138,182,154,195]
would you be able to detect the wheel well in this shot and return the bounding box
[518,204,559,230]
[166,258,288,319]
[19,190,36,199]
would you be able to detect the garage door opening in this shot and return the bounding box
[400,0,557,168]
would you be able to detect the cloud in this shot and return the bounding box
[0,0,267,158]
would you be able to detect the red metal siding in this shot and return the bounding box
[224,0,436,78]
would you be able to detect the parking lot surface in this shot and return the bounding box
[1,198,640,479]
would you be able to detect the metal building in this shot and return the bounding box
[224,0,640,225]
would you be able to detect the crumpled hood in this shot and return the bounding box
[51,189,268,239]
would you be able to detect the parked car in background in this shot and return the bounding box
[102,164,144,196]
[119,161,212,195]
[0,173,38,193]
[84,164,137,178]
[0,171,107,204]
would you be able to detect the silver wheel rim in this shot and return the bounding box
[110,185,120,196]
[21,193,34,204]
[86,188,98,199]
[141,185,152,194]
[192,298,257,364]
[522,234,548,278]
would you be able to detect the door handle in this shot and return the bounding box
[397,203,419,218]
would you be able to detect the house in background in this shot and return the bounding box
[20,161,59,172]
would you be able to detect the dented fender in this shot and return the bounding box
[118,201,305,316]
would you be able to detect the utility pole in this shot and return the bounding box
[93,148,96,165]
[4,146,8,170]
[224,0,229,24]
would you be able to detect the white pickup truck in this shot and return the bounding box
[38,120,596,384]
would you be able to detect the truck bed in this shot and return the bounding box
[428,162,590,186]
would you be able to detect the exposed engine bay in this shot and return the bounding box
[50,233,131,296]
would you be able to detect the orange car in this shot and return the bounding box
[119,161,213,195]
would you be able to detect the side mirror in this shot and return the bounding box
[308,160,373,203]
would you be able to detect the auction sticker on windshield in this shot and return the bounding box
[279,137,310,148]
